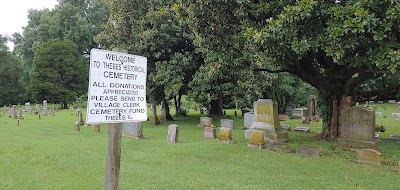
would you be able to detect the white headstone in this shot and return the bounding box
[220,119,234,129]
[243,112,254,129]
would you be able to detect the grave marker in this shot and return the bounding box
[338,107,378,150]
[295,126,310,133]
[392,113,400,119]
[167,124,179,143]
[199,117,212,127]
[357,149,381,166]
[123,121,145,140]
[218,127,233,144]
[303,95,320,123]
[243,112,254,130]
[388,100,396,104]
[204,127,216,139]
[375,112,382,117]
[220,119,234,129]
[42,100,48,115]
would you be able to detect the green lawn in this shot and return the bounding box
[1,103,399,189]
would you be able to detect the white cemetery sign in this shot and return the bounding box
[86,49,148,123]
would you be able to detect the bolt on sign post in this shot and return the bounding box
[86,48,147,190]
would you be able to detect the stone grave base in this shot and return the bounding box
[245,128,288,143]
[337,138,379,150]
[264,143,291,152]
[123,135,146,140]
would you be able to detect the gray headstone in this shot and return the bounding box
[42,100,48,115]
[12,105,18,119]
[377,101,384,104]
[388,100,396,104]
[291,108,306,119]
[389,135,400,141]
[368,101,374,104]
[392,113,400,119]
[199,117,212,127]
[123,121,144,139]
[295,126,310,133]
[375,112,382,117]
[204,127,216,139]
[220,119,234,129]
[74,121,80,132]
[356,102,360,106]
[35,104,39,115]
[167,124,179,143]
[243,112,254,129]
[338,107,378,149]
[296,145,321,157]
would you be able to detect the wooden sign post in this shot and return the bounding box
[87,48,147,190]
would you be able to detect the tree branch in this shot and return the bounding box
[253,68,289,73]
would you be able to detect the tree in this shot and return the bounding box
[180,0,400,139]
[31,39,87,108]
[0,35,25,105]
[175,1,250,116]
[97,1,202,119]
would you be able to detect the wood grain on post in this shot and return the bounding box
[104,123,123,190]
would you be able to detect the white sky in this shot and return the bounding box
[0,0,58,50]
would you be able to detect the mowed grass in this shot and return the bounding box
[0,104,400,189]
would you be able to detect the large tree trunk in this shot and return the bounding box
[319,95,353,140]
[208,93,223,116]
[62,101,68,109]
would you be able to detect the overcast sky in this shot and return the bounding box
[0,0,58,49]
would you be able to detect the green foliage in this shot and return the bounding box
[31,39,87,107]
[0,35,25,105]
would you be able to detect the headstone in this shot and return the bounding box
[365,105,371,109]
[281,125,291,131]
[42,100,48,115]
[199,117,212,127]
[167,124,179,143]
[285,104,296,114]
[291,108,307,119]
[74,121,80,132]
[377,101,384,104]
[78,110,85,125]
[389,135,400,141]
[295,126,310,133]
[12,105,18,119]
[392,113,400,119]
[25,102,31,113]
[123,121,145,139]
[357,149,381,166]
[94,123,101,134]
[248,129,265,149]
[246,99,288,146]
[34,104,39,115]
[8,106,12,118]
[278,114,288,121]
[375,134,380,139]
[296,145,322,157]
[2,106,6,116]
[218,127,233,143]
[388,100,396,104]
[338,107,378,150]
[369,101,374,104]
[220,119,234,129]
[243,112,254,129]
[204,126,216,139]
[375,112,382,117]
[356,102,360,106]
[303,95,320,123]
[18,108,24,119]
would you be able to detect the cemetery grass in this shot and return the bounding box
[0,105,399,189]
